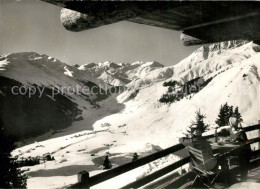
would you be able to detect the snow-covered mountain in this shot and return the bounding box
[104,41,260,143]
[78,60,165,87]
[0,52,109,140]
[9,41,260,189]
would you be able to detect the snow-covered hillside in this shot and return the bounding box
[10,41,260,189]
[0,52,110,139]
[107,41,260,145]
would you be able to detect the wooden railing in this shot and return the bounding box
[70,123,260,189]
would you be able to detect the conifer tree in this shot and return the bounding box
[0,119,27,188]
[228,105,234,119]
[185,110,209,136]
[132,153,139,161]
[223,103,230,125]
[233,107,243,122]
[215,104,226,127]
[103,155,112,170]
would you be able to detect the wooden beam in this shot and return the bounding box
[165,171,195,189]
[128,16,181,30]
[89,143,185,187]
[243,123,260,132]
[142,171,180,189]
[184,13,260,43]
[121,157,190,189]
[182,11,260,31]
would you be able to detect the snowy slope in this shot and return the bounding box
[172,40,251,82]
[11,41,260,189]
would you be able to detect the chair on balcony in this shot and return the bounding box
[187,146,222,188]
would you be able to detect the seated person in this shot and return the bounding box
[179,125,217,171]
[229,117,247,143]
[180,125,235,185]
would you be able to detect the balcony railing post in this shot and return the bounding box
[180,166,183,175]
[78,170,90,189]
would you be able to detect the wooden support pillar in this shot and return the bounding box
[78,170,90,189]
[253,41,260,52]
[258,120,260,150]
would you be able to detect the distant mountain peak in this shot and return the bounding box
[78,60,165,86]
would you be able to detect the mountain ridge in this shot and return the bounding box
[0,52,112,140]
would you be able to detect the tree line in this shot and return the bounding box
[184,103,243,136]
[159,77,213,104]
[215,103,242,127]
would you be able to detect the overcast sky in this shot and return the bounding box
[0,0,199,66]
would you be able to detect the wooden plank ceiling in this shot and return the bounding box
[42,1,260,45]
